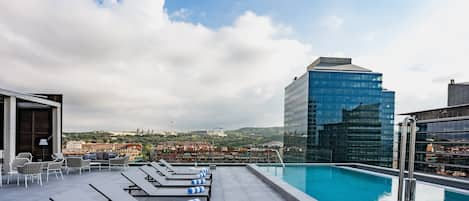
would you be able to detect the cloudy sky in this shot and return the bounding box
[0,0,468,131]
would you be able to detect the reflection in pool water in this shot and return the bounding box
[259,166,469,201]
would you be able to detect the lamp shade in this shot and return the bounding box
[39,139,48,146]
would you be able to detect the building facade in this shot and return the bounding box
[283,57,395,167]
[448,79,469,106]
[402,81,469,178]
[1,88,62,171]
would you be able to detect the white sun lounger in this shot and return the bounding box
[140,165,211,187]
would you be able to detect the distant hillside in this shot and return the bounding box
[226,126,283,136]
[63,126,285,148]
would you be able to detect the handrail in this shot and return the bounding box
[397,117,417,201]
[273,149,286,168]
[397,120,408,201]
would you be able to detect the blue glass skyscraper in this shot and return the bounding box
[283,57,395,167]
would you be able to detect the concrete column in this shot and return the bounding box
[3,96,16,172]
[52,107,62,154]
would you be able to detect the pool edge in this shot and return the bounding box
[247,164,318,201]
[257,163,469,192]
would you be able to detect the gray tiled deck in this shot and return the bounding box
[0,166,285,201]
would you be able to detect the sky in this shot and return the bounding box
[0,0,468,131]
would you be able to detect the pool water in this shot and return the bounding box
[259,166,469,201]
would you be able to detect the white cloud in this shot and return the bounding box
[0,0,312,131]
[321,15,344,30]
[170,8,192,20]
[357,0,469,119]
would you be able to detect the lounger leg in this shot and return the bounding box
[79,168,82,175]
[59,170,64,180]
[17,175,19,186]
[7,175,10,184]
[47,171,49,182]
[24,176,27,188]
[39,174,43,186]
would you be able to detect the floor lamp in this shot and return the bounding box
[39,139,49,161]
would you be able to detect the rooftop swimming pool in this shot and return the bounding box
[258,165,469,201]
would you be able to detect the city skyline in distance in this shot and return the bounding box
[1,0,468,131]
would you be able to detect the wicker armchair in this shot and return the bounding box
[17,162,43,188]
[66,157,91,175]
[7,158,30,185]
[16,152,33,161]
[109,155,129,170]
[46,159,64,181]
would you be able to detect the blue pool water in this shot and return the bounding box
[259,166,469,201]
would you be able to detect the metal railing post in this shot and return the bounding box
[398,117,417,201]
[397,119,408,201]
[405,118,417,201]
[273,149,285,168]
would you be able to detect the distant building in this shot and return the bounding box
[402,80,469,178]
[110,131,137,136]
[260,141,284,148]
[283,57,395,167]
[207,129,227,137]
[156,141,215,153]
[162,131,178,136]
[448,79,469,106]
[64,140,84,152]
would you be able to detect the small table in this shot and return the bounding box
[90,162,102,171]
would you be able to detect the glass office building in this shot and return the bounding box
[283,57,395,167]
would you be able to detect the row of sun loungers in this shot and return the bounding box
[50,159,212,201]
